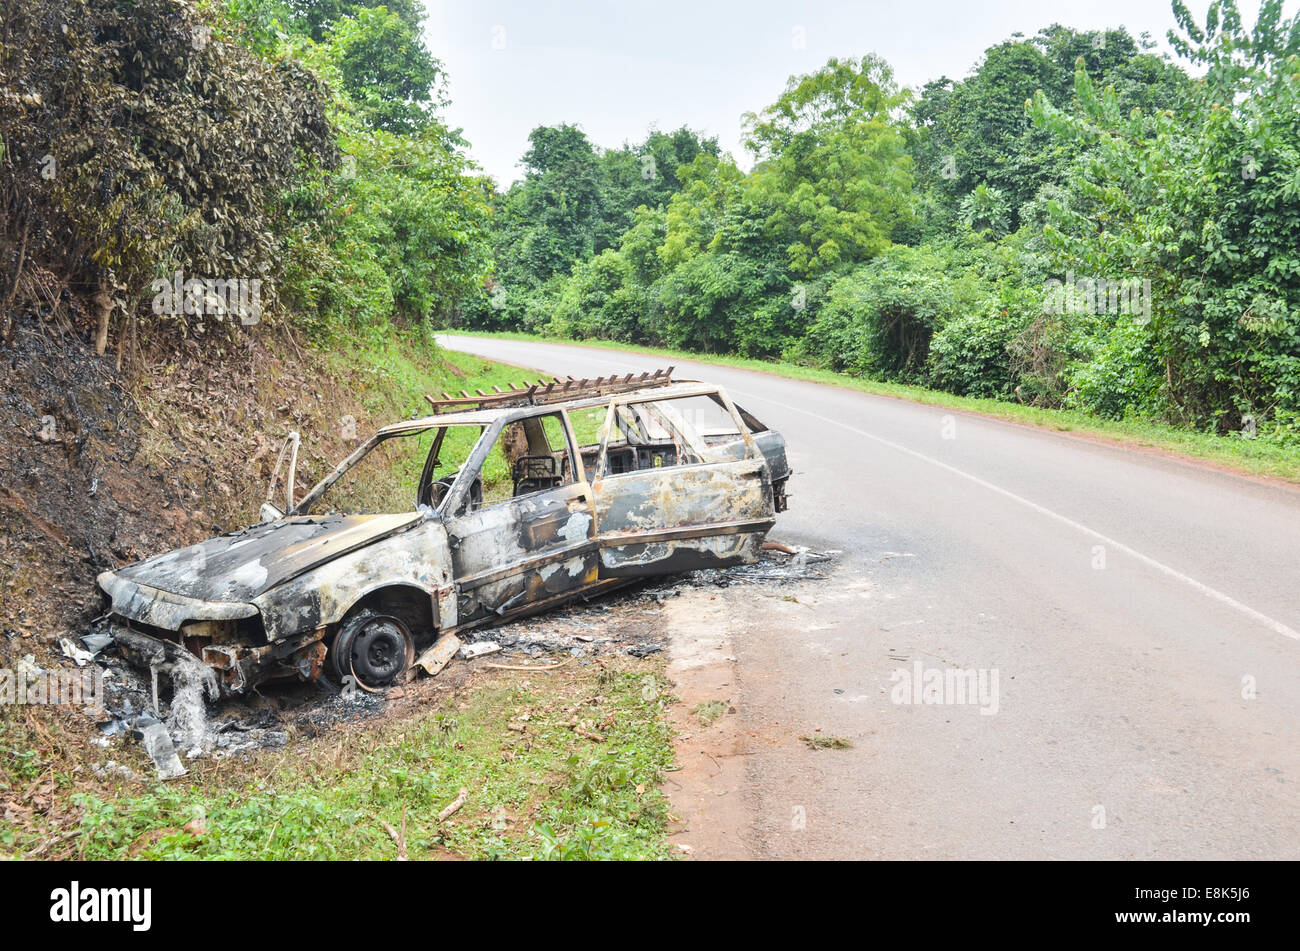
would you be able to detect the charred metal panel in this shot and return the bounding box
[597,531,765,577]
[97,573,259,630]
[445,482,598,626]
[593,457,774,577]
[253,519,453,641]
[751,431,790,484]
[102,518,452,692]
[105,513,421,614]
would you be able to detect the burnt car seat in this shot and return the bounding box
[512,455,563,496]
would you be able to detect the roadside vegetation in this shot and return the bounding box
[0,0,492,353]
[1,659,675,860]
[0,0,688,863]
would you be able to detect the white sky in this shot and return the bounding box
[423,1,1293,187]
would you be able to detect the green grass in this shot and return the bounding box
[323,334,538,423]
[445,331,1300,485]
[5,662,676,861]
[309,338,540,511]
[691,700,729,727]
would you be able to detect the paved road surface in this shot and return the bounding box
[438,334,1300,859]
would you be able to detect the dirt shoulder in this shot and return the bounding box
[662,589,753,859]
[660,550,839,860]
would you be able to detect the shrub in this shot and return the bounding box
[807,244,981,381]
[0,0,336,348]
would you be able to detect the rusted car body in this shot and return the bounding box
[97,370,790,694]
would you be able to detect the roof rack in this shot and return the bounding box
[423,367,675,414]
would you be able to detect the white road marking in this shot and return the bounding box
[735,390,1300,643]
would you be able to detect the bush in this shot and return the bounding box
[927,309,1022,398]
[1064,318,1166,419]
[807,244,982,380]
[0,0,336,347]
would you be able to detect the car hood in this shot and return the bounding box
[105,512,424,605]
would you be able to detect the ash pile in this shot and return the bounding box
[61,545,832,780]
[461,544,836,661]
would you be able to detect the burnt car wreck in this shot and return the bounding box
[97,369,791,695]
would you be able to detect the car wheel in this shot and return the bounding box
[331,610,414,691]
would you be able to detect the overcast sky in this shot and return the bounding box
[423,1,1292,188]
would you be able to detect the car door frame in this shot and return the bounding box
[431,408,603,628]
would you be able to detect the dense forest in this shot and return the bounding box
[2,0,1298,441]
[463,1,1300,441]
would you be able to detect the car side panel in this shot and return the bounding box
[444,481,600,626]
[592,457,775,577]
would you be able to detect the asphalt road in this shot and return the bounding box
[438,334,1300,859]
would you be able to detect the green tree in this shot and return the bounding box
[743,54,914,275]
[596,126,720,250]
[0,0,337,349]
[284,0,424,42]
[1030,0,1300,430]
[911,26,1188,234]
[325,6,442,134]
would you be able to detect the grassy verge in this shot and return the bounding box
[446,330,1300,485]
[321,333,537,423]
[1,657,675,860]
[316,337,542,508]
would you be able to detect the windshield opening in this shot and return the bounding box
[294,428,438,516]
[296,412,579,518]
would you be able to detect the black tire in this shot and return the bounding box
[330,609,414,690]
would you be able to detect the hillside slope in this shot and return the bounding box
[0,311,519,662]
